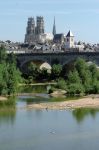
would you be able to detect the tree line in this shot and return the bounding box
[0,46,22,96]
[0,45,99,96]
[26,58,99,95]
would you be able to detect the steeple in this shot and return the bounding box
[53,17,56,36]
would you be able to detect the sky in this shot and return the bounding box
[0,0,99,43]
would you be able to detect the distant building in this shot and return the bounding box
[36,16,44,35]
[53,34,65,44]
[65,30,84,51]
[65,30,74,49]
[39,33,53,43]
[25,16,45,44]
[25,17,35,44]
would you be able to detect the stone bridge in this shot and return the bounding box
[16,52,99,71]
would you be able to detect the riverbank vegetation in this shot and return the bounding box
[56,58,99,95]
[25,57,99,95]
[0,46,99,98]
[0,46,22,97]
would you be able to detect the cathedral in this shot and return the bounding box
[25,16,44,44]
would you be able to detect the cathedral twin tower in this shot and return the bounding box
[25,16,56,44]
[25,16,44,43]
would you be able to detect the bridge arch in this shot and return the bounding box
[62,55,99,67]
[16,52,99,72]
[19,57,52,73]
[20,57,51,68]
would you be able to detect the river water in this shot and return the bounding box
[0,85,99,150]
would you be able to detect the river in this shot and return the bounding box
[0,85,99,150]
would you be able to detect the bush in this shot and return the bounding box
[67,83,85,95]
[57,78,67,90]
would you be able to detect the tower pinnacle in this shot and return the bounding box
[53,17,56,36]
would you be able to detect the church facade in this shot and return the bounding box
[25,16,44,44]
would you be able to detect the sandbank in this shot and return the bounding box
[26,95,99,110]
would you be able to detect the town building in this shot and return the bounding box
[53,34,65,44]
[25,16,45,44]
[24,17,35,44]
[38,33,53,43]
[65,30,74,49]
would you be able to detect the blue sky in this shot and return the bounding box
[0,0,99,43]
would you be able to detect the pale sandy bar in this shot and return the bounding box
[25,95,99,110]
[0,96,7,101]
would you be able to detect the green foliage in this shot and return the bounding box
[51,64,62,79]
[28,63,50,81]
[54,58,99,95]
[39,68,50,80]
[28,62,40,80]
[20,53,99,95]
[89,64,99,80]
[67,58,99,95]
[0,46,22,96]
[57,78,67,90]
[6,63,22,95]
[68,70,81,84]
[0,45,7,63]
[0,63,8,95]
[67,83,85,95]
[7,53,17,64]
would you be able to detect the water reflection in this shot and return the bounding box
[0,96,16,125]
[0,108,16,125]
[19,85,48,94]
[72,108,99,123]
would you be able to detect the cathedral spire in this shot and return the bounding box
[53,17,56,36]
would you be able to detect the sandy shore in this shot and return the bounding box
[26,95,99,110]
[0,96,7,101]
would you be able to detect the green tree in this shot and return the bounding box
[67,69,84,95]
[39,68,50,80]
[67,83,84,95]
[89,64,99,81]
[0,46,22,96]
[75,58,88,74]
[0,45,7,63]
[68,70,81,84]
[51,64,62,79]
[74,58,92,93]
[57,78,67,90]
[0,63,8,95]
[7,52,17,64]
[6,63,22,95]
[28,62,40,80]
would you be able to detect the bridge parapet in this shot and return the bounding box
[16,52,99,71]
